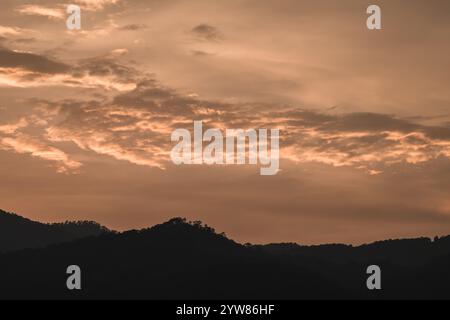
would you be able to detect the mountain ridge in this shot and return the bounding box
[0,209,112,253]
[2,210,450,299]
[3,209,450,250]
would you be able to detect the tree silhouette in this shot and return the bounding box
[1,209,450,299]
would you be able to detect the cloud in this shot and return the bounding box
[74,0,120,11]
[0,49,448,175]
[0,26,27,37]
[117,24,147,31]
[44,96,172,170]
[20,78,449,174]
[0,47,139,91]
[15,5,65,20]
[15,1,119,20]
[0,48,70,74]
[191,24,223,42]
[10,38,37,44]
[0,43,447,176]
[0,134,81,173]
[0,26,36,47]
[0,118,28,134]
[275,111,450,171]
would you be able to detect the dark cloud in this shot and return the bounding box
[0,47,70,74]
[191,24,223,42]
[317,112,450,142]
[76,56,141,83]
[191,50,214,57]
[324,113,418,133]
[0,45,142,91]
[117,24,147,31]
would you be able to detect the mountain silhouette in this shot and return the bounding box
[0,209,111,253]
[1,212,450,299]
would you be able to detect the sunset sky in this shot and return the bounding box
[0,0,449,245]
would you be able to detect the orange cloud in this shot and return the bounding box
[0,134,82,173]
[15,5,65,20]
[0,118,28,134]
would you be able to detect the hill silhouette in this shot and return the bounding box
[0,209,111,253]
[1,212,450,299]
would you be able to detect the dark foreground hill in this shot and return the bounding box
[1,213,450,299]
[0,209,111,253]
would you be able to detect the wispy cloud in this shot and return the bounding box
[0,48,138,91]
[0,44,448,175]
[0,134,82,173]
[75,0,120,11]
[16,5,65,20]
[0,118,28,134]
[0,26,27,36]
[17,78,449,174]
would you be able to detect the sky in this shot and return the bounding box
[0,0,449,245]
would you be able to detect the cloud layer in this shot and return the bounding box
[1,52,448,176]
